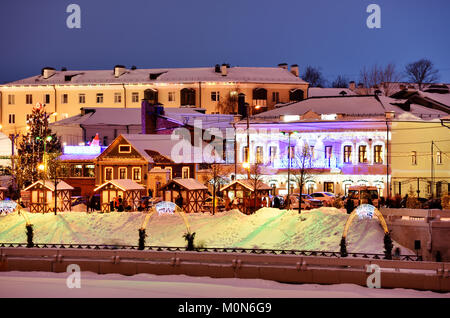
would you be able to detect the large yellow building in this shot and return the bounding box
[0,64,308,135]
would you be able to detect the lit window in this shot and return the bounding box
[165,166,173,179]
[96,93,103,103]
[73,165,83,177]
[84,165,95,178]
[243,146,249,163]
[8,114,15,124]
[269,146,277,163]
[79,94,86,104]
[359,145,367,163]
[119,145,131,153]
[61,94,68,104]
[168,92,175,102]
[119,167,127,179]
[325,146,332,159]
[411,151,417,165]
[343,145,352,163]
[132,167,141,181]
[374,145,383,164]
[182,167,190,179]
[211,91,220,102]
[256,146,263,163]
[105,167,113,181]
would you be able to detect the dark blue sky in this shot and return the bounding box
[1,0,450,84]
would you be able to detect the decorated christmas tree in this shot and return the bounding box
[12,103,61,189]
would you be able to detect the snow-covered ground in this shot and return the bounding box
[0,207,412,254]
[0,271,447,298]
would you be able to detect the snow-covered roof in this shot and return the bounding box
[308,88,356,97]
[50,108,142,127]
[5,66,308,86]
[165,178,208,191]
[220,179,272,192]
[24,180,74,192]
[252,95,447,120]
[419,91,450,107]
[0,133,14,156]
[94,179,145,192]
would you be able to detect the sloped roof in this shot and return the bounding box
[166,178,208,191]
[94,179,145,192]
[5,66,308,86]
[24,180,74,192]
[308,88,357,97]
[50,108,142,127]
[220,179,272,192]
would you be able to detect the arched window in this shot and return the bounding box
[252,88,267,100]
[181,88,196,106]
[144,89,158,103]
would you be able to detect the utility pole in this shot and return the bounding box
[431,141,434,199]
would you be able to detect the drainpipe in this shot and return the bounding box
[199,82,202,109]
[122,84,127,109]
[52,85,57,121]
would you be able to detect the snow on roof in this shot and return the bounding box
[24,180,74,192]
[0,133,14,156]
[420,91,450,107]
[5,66,308,86]
[167,178,208,191]
[308,88,357,97]
[50,108,142,127]
[220,179,272,192]
[94,179,145,192]
[160,111,236,130]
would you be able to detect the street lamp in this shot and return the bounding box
[282,131,294,210]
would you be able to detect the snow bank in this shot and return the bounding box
[0,208,412,254]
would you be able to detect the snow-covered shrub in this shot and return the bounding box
[442,195,450,210]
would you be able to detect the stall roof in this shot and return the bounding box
[24,180,74,192]
[220,179,272,192]
[94,179,145,192]
[161,178,208,191]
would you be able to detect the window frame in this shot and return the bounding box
[96,93,104,104]
[118,167,127,179]
[132,167,142,181]
[118,145,131,154]
[79,93,86,104]
[343,145,352,163]
[104,167,113,181]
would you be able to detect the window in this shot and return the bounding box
[73,164,83,177]
[119,167,127,179]
[79,94,86,104]
[211,91,219,102]
[132,167,141,181]
[119,145,131,153]
[324,182,334,193]
[256,146,263,164]
[8,95,15,105]
[26,94,33,104]
[343,145,352,163]
[168,92,175,102]
[182,167,190,179]
[437,151,442,165]
[181,88,196,106]
[83,165,95,178]
[132,92,139,103]
[411,151,417,165]
[359,145,367,163]
[105,167,113,181]
[272,92,279,103]
[114,93,122,103]
[374,145,383,164]
[61,94,68,104]
[45,94,50,104]
[26,114,32,121]
[289,146,295,159]
[165,166,173,179]
[103,136,108,146]
[269,146,277,163]
[325,146,332,159]
[243,146,249,163]
[96,93,103,103]
[8,114,15,124]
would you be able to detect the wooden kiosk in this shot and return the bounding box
[94,179,145,212]
[220,179,272,214]
[0,187,7,200]
[159,178,208,213]
[23,180,74,213]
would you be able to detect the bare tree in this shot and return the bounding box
[207,163,233,214]
[246,161,266,214]
[359,63,402,96]
[331,75,349,88]
[302,66,326,88]
[217,87,240,114]
[291,145,313,214]
[405,59,440,90]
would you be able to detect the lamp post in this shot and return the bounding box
[282,131,293,210]
[245,102,250,179]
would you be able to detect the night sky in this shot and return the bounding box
[1,0,449,84]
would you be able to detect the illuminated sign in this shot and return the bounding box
[321,114,338,121]
[283,115,300,122]
[355,204,376,220]
[0,200,17,216]
[63,146,103,155]
[155,201,177,215]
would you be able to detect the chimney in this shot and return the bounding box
[221,64,227,76]
[349,81,356,91]
[114,65,126,78]
[290,64,299,77]
[42,67,56,79]
[141,100,164,134]
[215,64,221,73]
[385,111,395,120]
[278,63,288,70]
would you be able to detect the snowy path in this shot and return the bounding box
[0,271,447,298]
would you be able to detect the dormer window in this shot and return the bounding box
[119,145,131,153]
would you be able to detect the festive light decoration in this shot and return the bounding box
[63,145,103,155]
[355,204,376,219]
[155,201,177,215]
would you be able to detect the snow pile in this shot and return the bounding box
[0,208,412,254]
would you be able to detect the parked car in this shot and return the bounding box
[310,192,336,206]
[300,194,323,209]
[272,195,285,209]
[287,195,309,210]
[346,186,380,208]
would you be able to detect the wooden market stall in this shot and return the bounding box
[159,178,208,213]
[0,187,7,200]
[220,179,272,214]
[23,180,74,213]
[94,179,145,212]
